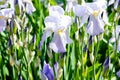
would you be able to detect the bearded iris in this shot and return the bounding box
[73,0,108,36]
[40,6,72,53]
[103,57,110,73]
[0,8,14,32]
[41,61,54,80]
[41,62,60,80]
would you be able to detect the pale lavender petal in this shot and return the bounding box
[26,2,36,14]
[49,33,66,53]
[114,0,119,10]
[109,37,115,43]
[49,6,64,17]
[73,5,88,17]
[0,18,6,32]
[80,15,89,27]
[44,16,58,31]
[40,30,52,47]
[8,0,15,9]
[0,4,8,9]
[108,0,114,6]
[0,8,14,18]
[42,61,54,80]
[57,15,72,29]
[66,2,73,12]
[86,15,104,36]
[116,70,120,77]
[65,30,73,44]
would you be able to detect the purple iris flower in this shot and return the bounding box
[103,57,110,72]
[41,61,54,80]
[40,6,72,53]
[116,70,120,77]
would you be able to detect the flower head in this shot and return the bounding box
[73,0,108,36]
[103,56,110,73]
[40,6,72,53]
[41,61,54,80]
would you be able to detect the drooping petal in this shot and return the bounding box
[80,15,89,27]
[86,15,104,36]
[0,18,6,32]
[40,30,52,48]
[65,30,73,44]
[42,61,54,80]
[49,6,64,17]
[49,33,66,53]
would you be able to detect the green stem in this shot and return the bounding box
[93,36,100,80]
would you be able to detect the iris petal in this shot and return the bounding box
[0,18,6,32]
[49,33,66,53]
[49,6,64,17]
[86,15,104,36]
[42,61,54,80]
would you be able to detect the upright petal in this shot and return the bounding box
[44,16,58,30]
[57,15,72,29]
[73,5,88,17]
[0,8,14,18]
[49,6,64,17]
